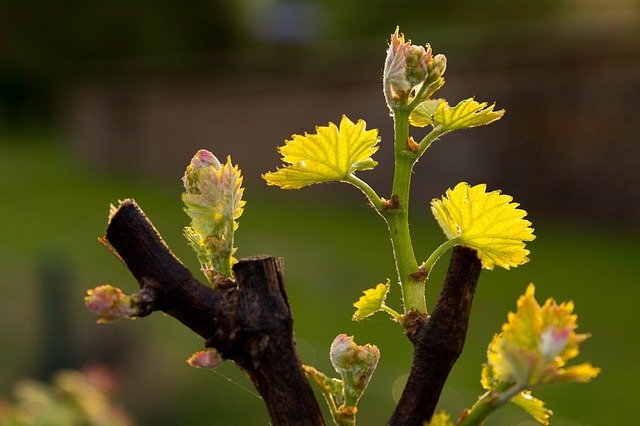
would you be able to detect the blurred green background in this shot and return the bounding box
[1,1,639,425]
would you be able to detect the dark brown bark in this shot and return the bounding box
[102,199,483,425]
[104,200,324,426]
[389,246,482,426]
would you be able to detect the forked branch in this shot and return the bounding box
[390,246,482,426]
[104,200,324,426]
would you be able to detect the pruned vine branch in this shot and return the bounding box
[101,200,482,425]
[104,199,324,426]
[390,246,482,425]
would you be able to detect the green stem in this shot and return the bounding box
[384,108,426,313]
[421,238,461,278]
[417,126,445,158]
[345,174,384,213]
[458,391,500,426]
[458,384,522,426]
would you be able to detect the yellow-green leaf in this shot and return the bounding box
[430,182,536,270]
[263,115,380,189]
[409,98,446,127]
[352,281,391,321]
[432,97,504,132]
[426,412,455,426]
[511,391,553,425]
[486,284,600,389]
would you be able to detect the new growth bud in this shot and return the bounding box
[383,28,447,111]
[187,349,224,369]
[84,285,139,323]
[182,149,222,194]
[182,149,245,284]
[486,284,599,389]
[330,334,380,408]
[427,52,447,83]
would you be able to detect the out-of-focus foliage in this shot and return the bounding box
[0,366,132,426]
[484,284,600,389]
[426,411,455,426]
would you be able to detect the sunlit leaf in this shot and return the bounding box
[352,280,391,321]
[486,284,600,388]
[511,391,553,425]
[430,182,535,270]
[409,98,446,127]
[432,97,504,132]
[426,411,455,426]
[263,115,380,189]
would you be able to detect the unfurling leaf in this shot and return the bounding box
[182,149,245,283]
[84,285,139,323]
[262,115,379,189]
[511,391,553,425]
[430,182,536,270]
[352,280,394,321]
[486,284,600,389]
[432,97,504,132]
[408,98,446,127]
[469,285,598,425]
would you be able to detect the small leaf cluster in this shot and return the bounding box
[182,149,245,285]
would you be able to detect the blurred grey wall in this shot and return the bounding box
[63,7,640,226]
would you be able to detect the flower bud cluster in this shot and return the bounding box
[383,28,447,110]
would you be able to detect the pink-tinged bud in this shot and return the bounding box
[84,285,138,323]
[383,29,445,110]
[192,149,222,171]
[330,334,356,370]
[383,29,414,107]
[182,149,222,194]
[540,326,571,360]
[83,364,120,396]
[187,349,224,369]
